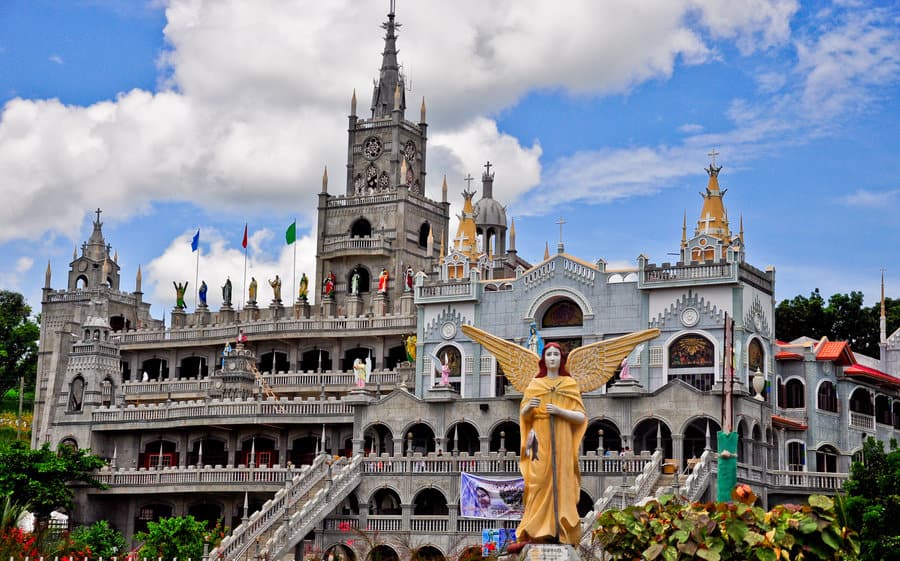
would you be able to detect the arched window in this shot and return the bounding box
[849,387,873,415]
[876,395,892,425]
[350,218,372,238]
[68,376,85,412]
[668,335,714,368]
[541,299,583,328]
[418,223,431,248]
[817,381,837,412]
[784,379,805,408]
[748,339,764,373]
[815,445,839,473]
[76,275,88,289]
[787,441,805,472]
[347,266,371,294]
[434,345,462,392]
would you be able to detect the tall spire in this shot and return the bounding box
[371,3,405,118]
[509,218,516,252]
[681,210,687,249]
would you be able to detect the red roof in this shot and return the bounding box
[772,415,808,430]
[816,341,856,366]
[844,363,900,388]
[775,351,804,361]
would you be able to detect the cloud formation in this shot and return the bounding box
[0,0,804,245]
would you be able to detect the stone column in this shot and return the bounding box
[171,308,186,329]
[321,295,336,317]
[479,435,489,454]
[373,293,388,316]
[401,503,413,532]
[399,292,414,315]
[672,434,683,469]
[392,437,404,456]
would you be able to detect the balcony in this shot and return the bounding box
[90,464,297,494]
[322,234,393,257]
[640,261,736,288]
[415,280,477,303]
[849,411,875,430]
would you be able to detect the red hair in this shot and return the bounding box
[536,342,570,378]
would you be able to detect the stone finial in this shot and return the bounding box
[441,174,448,203]
[113,249,118,263]
[135,265,142,293]
[420,97,426,123]
[322,166,328,193]
[400,158,408,186]
[427,226,434,256]
[72,247,77,260]
[351,88,357,116]
[509,218,516,252]
[394,84,401,111]
[544,242,550,261]
[44,260,51,289]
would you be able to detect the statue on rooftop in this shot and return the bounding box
[173,281,188,309]
[269,275,282,302]
[222,277,233,307]
[198,280,208,307]
[298,273,309,300]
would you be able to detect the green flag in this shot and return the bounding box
[285,221,296,245]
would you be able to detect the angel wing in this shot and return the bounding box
[567,328,660,393]
[460,324,540,392]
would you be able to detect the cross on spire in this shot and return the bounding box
[464,173,475,190]
[707,148,719,167]
[701,212,713,233]
[555,217,566,245]
[95,208,102,223]
[484,161,492,175]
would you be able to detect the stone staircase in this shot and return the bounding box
[211,454,334,561]
[261,454,364,561]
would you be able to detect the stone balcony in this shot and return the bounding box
[321,233,393,258]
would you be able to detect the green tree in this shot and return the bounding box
[0,441,106,519]
[0,291,40,397]
[135,516,214,561]
[843,437,900,561]
[69,520,125,559]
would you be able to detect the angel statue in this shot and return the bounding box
[461,324,659,546]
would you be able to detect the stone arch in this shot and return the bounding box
[180,355,209,378]
[786,439,806,471]
[681,417,720,462]
[258,349,289,373]
[432,343,463,392]
[343,346,373,372]
[525,288,594,323]
[447,420,480,454]
[577,489,594,517]
[849,387,873,415]
[300,347,332,372]
[59,436,79,450]
[367,545,399,561]
[362,422,394,455]
[411,545,445,561]
[68,375,85,412]
[488,420,520,453]
[631,417,672,457]
[402,421,436,454]
[746,335,766,384]
[350,217,372,237]
[584,418,622,454]
[141,357,169,381]
[541,298,584,328]
[189,436,228,467]
[187,502,223,528]
[623,272,638,283]
[290,434,319,465]
[75,275,89,289]
[367,487,402,515]
[412,488,449,515]
[607,274,624,284]
[238,435,278,466]
[875,394,892,425]
[814,443,840,473]
[324,544,356,561]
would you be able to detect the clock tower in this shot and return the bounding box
[315,5,449,313]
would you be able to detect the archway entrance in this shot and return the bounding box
[632,419,672,457]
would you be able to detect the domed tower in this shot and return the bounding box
[474,161,507,258]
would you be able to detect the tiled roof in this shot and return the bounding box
[844,363,900,388]
[772,415,808,430]
[775,351,804,361]
[815,341,856,366]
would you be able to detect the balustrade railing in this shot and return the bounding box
[94,464,296,487]
[92,397,353,424]
[641,262,734,284]
[769,470,847,490]
[849,412,874,430]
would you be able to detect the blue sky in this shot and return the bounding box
[1,0,899,321]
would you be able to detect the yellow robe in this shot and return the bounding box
[517,376,587,545]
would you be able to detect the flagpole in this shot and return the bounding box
[194,235,200,310]
[292,217,297,305]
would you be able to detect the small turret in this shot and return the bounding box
[509,218,516,252]
[394,83,401,111]
[426,226,434,257]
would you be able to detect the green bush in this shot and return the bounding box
[593,485,859,561]
[69,520,125,559]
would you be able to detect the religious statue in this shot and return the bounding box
[173,281,188,309]
[298,273,309,300]
[353,358,368,388]
[222,277,233,307]
[350,270,360,295]
[440,353,450,386]
[269,274,282,302]
[461,324,659,546]
[198,280,208,307]
[248,277,258,304]
[377,268,389,293]
[404,335,417,362]
[404,265,414,292]
[527,322,544,357]
[323,271,336,297]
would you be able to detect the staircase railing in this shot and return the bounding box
[680,450,713,502]
[263,454,364,561]
[210,454,330,561]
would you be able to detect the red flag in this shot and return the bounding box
[241,224,248,248]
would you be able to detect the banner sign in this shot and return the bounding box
[460,472,524,520]
[482,528,517,556]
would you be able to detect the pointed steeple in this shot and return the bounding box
[509,218,516,252]
[739,213,744,245]
[681,210,687,249]
[86,208,109,262]
[371,4,405,118]
[135,265,143,294]
[420,97,426,123]
[351,89,357,116]
[426,226,434,256]
[113,249,118,263]
[441,174,448,203]
[322,166,329,193]
[44,260,51,289]
[544,242,550,261]
[881,269,887,344]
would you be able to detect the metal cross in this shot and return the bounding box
[707,148,719,167]
[483,161,492,175]
[464,173,474,190]
[95,208,102,223]
[555,217,566,245]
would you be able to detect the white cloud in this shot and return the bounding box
[678,123,704,134]
[841,188,900,207]
[145,227,317,314]
[48,54,64,65]
[0,0,801,244]
[15,257,33,273]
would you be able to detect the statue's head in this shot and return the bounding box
[537,342,569,378]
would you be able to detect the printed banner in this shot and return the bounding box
[460,472,524,520]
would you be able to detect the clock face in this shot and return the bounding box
[440,322,456,340]
[681,307,699,327]
[403,140,417,162]
[363,136,383,160]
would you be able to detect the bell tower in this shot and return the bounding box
[315,4,449,313]
[68,208,121,291]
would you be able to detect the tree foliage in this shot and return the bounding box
[0,441,106,519]
[843,437,900,561]
[135,516,225,561]
[0,291,40,396]
[775,290,900,355]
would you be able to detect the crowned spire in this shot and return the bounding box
[371,3,405,118]
[694,150,730,243]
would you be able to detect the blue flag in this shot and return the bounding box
[191,229,200,252]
